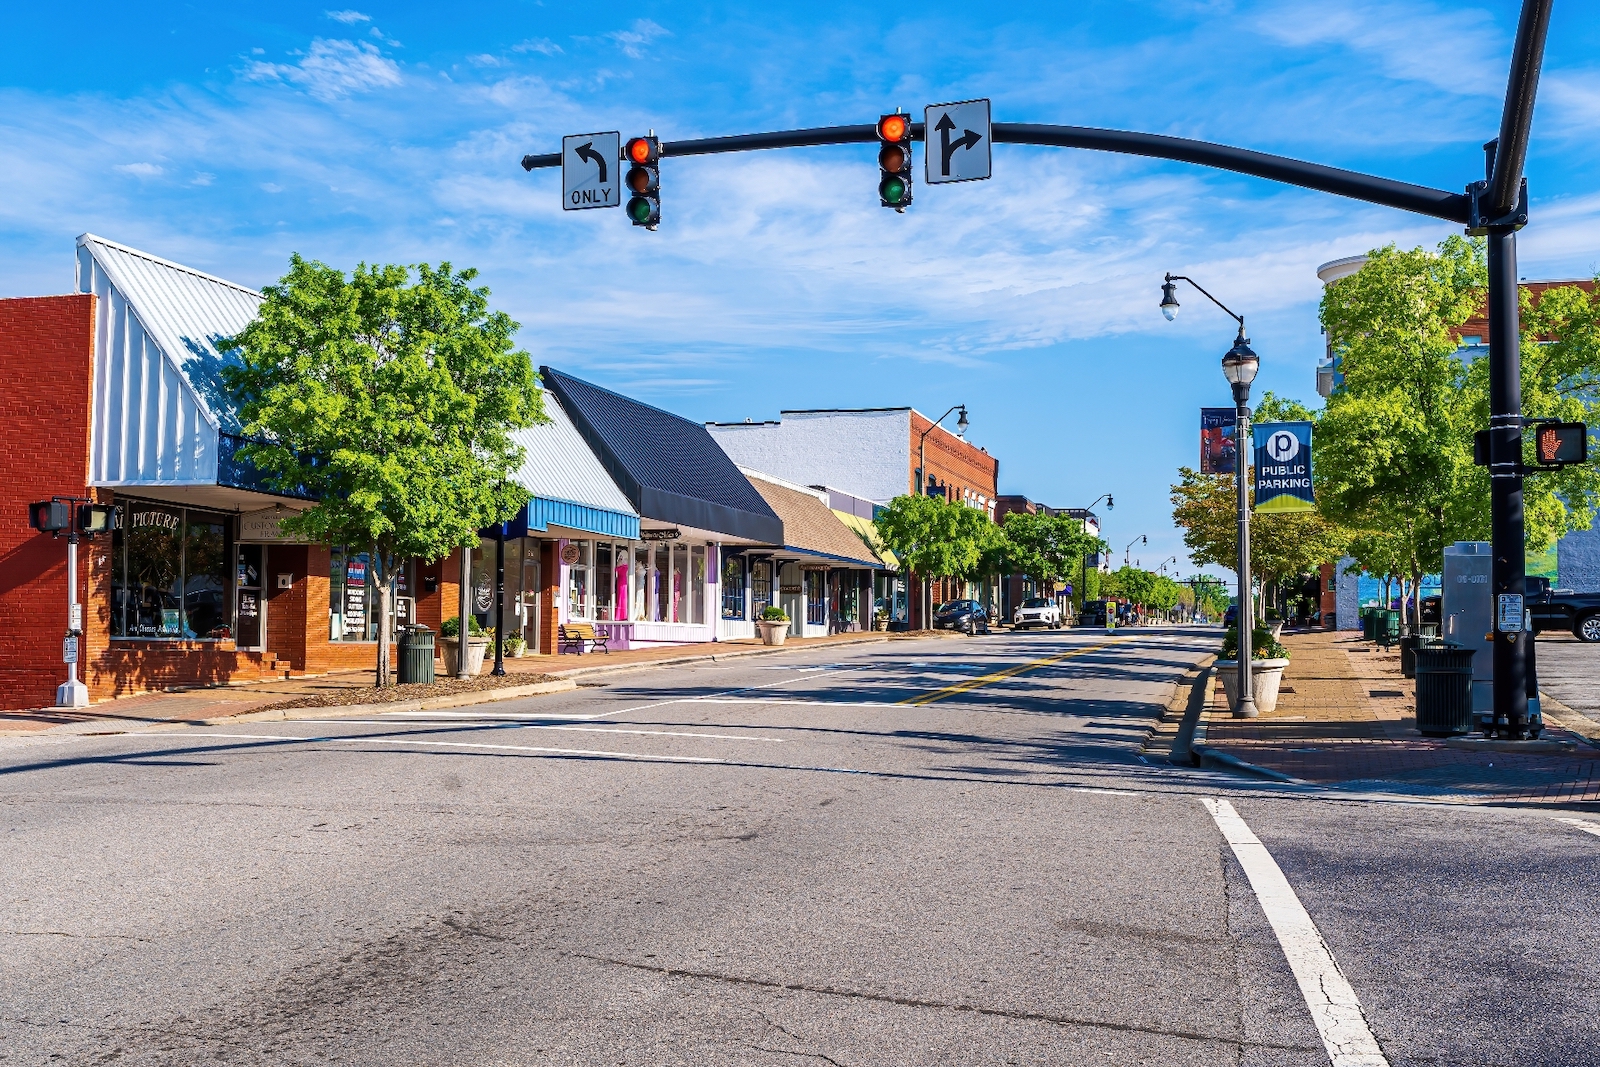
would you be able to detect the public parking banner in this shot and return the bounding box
[1253,421,1315,513]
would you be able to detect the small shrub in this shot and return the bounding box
[1222,624,1289,661]
[441,615,486,639]
[760,606,789,622]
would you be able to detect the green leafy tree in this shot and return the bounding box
[1170,467,1349,616]
[221,255,544,685]
[999,510,1103,589]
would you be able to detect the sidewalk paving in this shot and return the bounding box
[0,629,958,736]
[1199,629,1600,806]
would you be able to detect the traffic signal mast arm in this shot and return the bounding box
[524,121,1470,223]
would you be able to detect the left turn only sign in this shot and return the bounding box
[562,132,621,211]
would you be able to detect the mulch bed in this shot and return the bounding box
[252,672,559,713]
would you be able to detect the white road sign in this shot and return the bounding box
[562,131,621,211]
[924,99,991,184]
[63,635,78,664]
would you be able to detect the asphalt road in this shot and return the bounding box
[1536,631,1600,718]
[2,627,1598,1066]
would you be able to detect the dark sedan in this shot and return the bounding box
[932,599,990,635]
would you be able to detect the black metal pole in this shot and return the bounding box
[1487,227,1529,735]
[1490,0,1555,215]
[493,523,507,676]
[1233,383,1257,719]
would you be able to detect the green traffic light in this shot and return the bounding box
[879,175,907,204]
[627,196,656,223]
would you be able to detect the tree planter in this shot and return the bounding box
[757,620,789,646]
[439,637,490,676]
[1267,620,1285,640]
[1215,658,1291,714]
[874,618,889,632]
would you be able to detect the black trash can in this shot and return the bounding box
[398,625,436,685]
[1399,634,1420,678]
[1378,609,1401,646]
[1414,644,1475,737]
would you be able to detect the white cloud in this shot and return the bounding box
[113,162,163,177]
[261,182,283,193]
[1253,0,1503,95]
[513,38,562,56]
[245,39,402,102]
[607,19,669,59]
[325,10,370,24]
[191,172,215,186]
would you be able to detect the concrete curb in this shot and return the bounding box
[1539,691,1600,749]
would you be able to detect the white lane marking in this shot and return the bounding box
[115,731,724,764]
[1202,798,1390,1067]
[1555,817,1600,838]
[297,721,784,742]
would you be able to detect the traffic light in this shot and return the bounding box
[78,503,118,535]
[624,136,660,229]
[877,113,913,211]
[1534,422,1588,467]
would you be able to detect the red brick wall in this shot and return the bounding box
[265,544,310,669]
[909,411,1000,505]
[0,295,98,710]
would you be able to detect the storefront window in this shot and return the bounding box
[655,543,670,622]
[109,500,233,640]
[752,559,773,612]
[568,540,591,619]
[634,545,651,621]
[595,542,613,620]
[806,571,827,626]
[671,544,688,623]
[721,554,745,619]
[330,548,412,641]
[690,545,706,625]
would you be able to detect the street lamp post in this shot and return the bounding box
[1076,493,1113,616]
[915,403,969,629]
[1124,535,1146,567]
[1161,274,1260,718]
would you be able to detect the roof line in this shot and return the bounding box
[77,233,265,300]
[737,465,829,503]
[777,407,912,415]
[541,364,691,425]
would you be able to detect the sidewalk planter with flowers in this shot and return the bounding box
[757,607,790,646]
[439,616,490,676]
[1215,624,1291,714]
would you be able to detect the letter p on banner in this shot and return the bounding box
[1252,422,1315,514]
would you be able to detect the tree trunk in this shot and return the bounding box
[375,553,393,688]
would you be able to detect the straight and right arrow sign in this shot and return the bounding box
[924,99,991,184]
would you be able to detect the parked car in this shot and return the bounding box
[1526,576,1600,642]
[1013,597,1063,630]
[1223,605,1238,628]
[933,599,990,635]
[1078,599,1109,627]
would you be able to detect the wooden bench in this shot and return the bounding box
[557,623,610,655]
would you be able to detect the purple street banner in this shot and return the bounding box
[1253,421,1315,513]
[1200,408,1236,475]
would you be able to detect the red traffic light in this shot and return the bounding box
[877,114,909,142]
[626,136,658,165]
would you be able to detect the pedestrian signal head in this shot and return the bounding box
[1534,422,1588,467]
[876,112,913,212]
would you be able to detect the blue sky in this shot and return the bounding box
[4,1,1599,580]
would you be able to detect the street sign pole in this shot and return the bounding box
[56,525,88,708]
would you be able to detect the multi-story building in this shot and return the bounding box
[992,496,1104,620]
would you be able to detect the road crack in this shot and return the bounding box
[565,950,1319,1053]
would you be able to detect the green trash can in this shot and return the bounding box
[398,624,436,685]
[1378,609,1401,646]
[1414,644,1475,737]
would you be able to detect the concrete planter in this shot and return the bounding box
[757,620,789,646]
[439,637,490,676]
[1267,620,1285,640]
[1215,658,1291,714]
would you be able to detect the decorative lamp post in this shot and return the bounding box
[915,404,968,628]
[1076,493,1113,615]
[1161,272,1260,718]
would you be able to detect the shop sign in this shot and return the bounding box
[560,542,581,565]
[129,509,181,532]
[780,584,803,594]
[344,558,369,636]
[239,508,311,543]
[640,528,680,542]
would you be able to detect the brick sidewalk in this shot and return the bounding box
[1202,630,1600,806]
[0,629,953,735]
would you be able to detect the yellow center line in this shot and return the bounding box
[898,636,1140,706]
